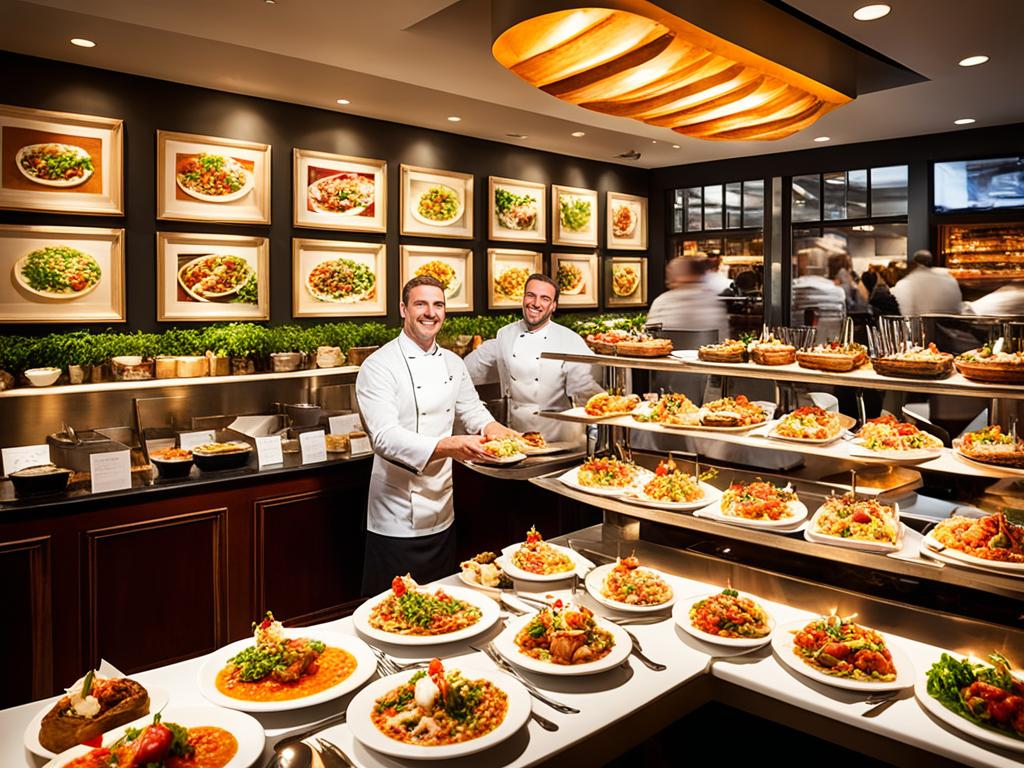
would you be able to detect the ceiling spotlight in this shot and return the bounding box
[958,55,989,67]
[447,115,461,122]
[70,38,96,48]
[853,5,891,21]
[954,118,976,125]
[651,140,657,144]
[335,98,350,105]
[571,131,586,137]
[265,0,277,4]
[506,132,528,139]
[813,136,831,142]
[672,144,680,149]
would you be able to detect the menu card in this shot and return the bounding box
[329,414,362,434]
[179,430,216,450]
[90,451,132,493]
[256,435,284,467]
[2,444,51,476]
[300,430,327,464]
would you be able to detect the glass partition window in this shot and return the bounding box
[725,181,742,229]
[743,180,764,228]
[674,179,766,233]
[871,165,909,216]
[792,173,821,222]
[792,165,907,222]
[686,187,702,231]
[703,184,723,229]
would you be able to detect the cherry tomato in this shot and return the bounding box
[391,576,406,597]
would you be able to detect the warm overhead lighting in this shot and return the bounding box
[447,115,461,122]
[954,118,976,125]
[853,5,891,21]
[814,136,831,142]
[672,144,680,149]
[506,132,528,139]
[958,55,989,67]
[493,7,851,141]
[265,0,277,4]
[335,98,350,105]
[571,131,586,137]
[70,38,95,48]
[651,140,657,144]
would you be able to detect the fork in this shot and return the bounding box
[315,737,355,768]
[370,647,424,676]
[622,628,667,671]
[470,643,580,714]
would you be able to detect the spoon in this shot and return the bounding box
[264,741,314,768]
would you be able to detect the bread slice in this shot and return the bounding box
[750,345,796,366]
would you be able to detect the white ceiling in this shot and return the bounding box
[1,0,1022,169]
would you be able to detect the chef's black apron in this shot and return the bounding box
[361,526,457,595]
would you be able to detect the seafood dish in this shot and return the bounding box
[215,612,355,703]
[930,513,1024,564]
[494,266,530,299]
[178,255,251,300]
[791,614,897,683]
[576,457,641,489]
[748,336,796,366]
[611,202,638,237]
[955,345,1024,384]
[176,153,251,200]
[16,142,93,186]
[633,459,711,504]
[796,341,868,372]
[856,414,943,453]
[689,589,772,640]
[810,494,900,545]
[699,395,767,428]
[459,552,512,590]
[599,556,672,607]
[955,425,1024,468]
[306,257,376,303]
[559,195,592,232]
[509,526,575,575]
[698,339,748,363]
[583,392,640,417]
[514,601,614,665]
[370,659,508,746]
[414,259,461,298]
[556,261,585,294]
[368,575,483,636]
[721,479,800,522]
[926,651,1024,741]
[632,393,699,426]
[611,264,640,296]
[38,672,151,754]
[773,406,844,442]
[17,246,102,298]
[494,187,537,231]
[416,185,461,224]
[871,342,953,379]
[308,171,374,215]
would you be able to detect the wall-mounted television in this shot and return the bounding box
[934,156,1024,212]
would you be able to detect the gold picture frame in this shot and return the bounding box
[488,248,542,309]
[605,256,647,307]
[157,231,269,321]
[293,148,387,233]
[607,192,648,250]
[400,164,474,239]
[0,103,123,215]
[552,184,598,247]
[0,224,124,323]
[551,252,598,308]
[157,130,271,224]
[293,238,387,317]
[488,176,546,243]
[400,245,474,313]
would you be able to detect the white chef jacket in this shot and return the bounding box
[355,332,494,537]
[464,320,603,444]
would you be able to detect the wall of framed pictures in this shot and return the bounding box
[0,50,649,333]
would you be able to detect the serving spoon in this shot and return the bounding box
[264,740,314,768]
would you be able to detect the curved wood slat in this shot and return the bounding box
[542,31,676,97]
[701,101,835,140]
[584,61,745,118]
[578,52,729,113]
[641,74,768,126]
[674,86,815,135]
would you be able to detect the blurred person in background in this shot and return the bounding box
[792,247,846,339]
[891,250,963,316]
[968,283,1024,316]
[703,252,734,295]
[647,256,728,341]
[829,252,867,313]
[861,270,901,316]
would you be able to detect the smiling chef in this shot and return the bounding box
[464,273,603,445]
[355,275,517,594]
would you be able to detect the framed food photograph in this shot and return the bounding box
[157,130,271,224]
[0,224,124,323]
[0,104,123,215]
[551,252,598,308]
[488,248,542,309]
[605,256,647,307]
[488,176,545,243]
[607,191,648,250]
[293,148,386,233]
[293,238,386,317]
[156,231,269,321]
[552,184,598,247]
[400,245,473,313]
[400,165,473,239]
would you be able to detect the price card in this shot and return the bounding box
[179,430,216,450]
[2,444,51,476]
[256,435,284,467]
[329,414,363,435]
[90,451,132,493]
[300,429,327,464]
[349,433,373,456]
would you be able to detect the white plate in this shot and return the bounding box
[584,562,677,613]
[499,541,592,582]
[556,406,621,423]
[176,158,254,202]
[701,499,809,529]
[24,685,170,760]
[914,664,1024,753]
[952,444,1024,476]
[556,464,653,498]
[921,533,1024,574]
[410,185,464,227]
[197,628,376,712]
[352,584,500,646]
[772,620,914,692]
[42,705,264,767]
[519,440,575,456]
[177,254,253,302]
[492,613,631,675]
[347,666,530,760]
[669,349,700,361]
[847,438,942,463]
[765,419,845,445]
[16,143,94,187]
[14,253,103,300]
[664,419,765,433]
[307,173,372,216]
[457,567,503,595]
[673,591,775,648]
[473,451,527,465]
[623,481,721,511]
[803,503,905,553]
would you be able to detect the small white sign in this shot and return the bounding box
[350,434,373,455]
[2,444,51,476]
[329,414,363,435]
[179,430,216,450]
[256,435,284,467]
[90,451,132,493]
[300,429,327,464]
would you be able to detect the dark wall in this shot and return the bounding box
[0,51,648,333]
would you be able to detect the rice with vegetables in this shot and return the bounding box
[369,575,482,636]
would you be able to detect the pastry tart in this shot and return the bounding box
[871,343,953,379]
[796,342,868,372]
[698,339,748,363]
[749,336,796,366]
[954,346,1024,384]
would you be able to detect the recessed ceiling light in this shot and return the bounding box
[672,144,680,149]
[958,55,989,67]
[506,132,528,139]
[265,0,276,4]
[813,136,831,142]
[651,140,657,144]
[853,5,891,21]
[954,118,976,125]
[447,115,461,122]
[335,98,350,105]
[571,131,586,137]
[70,38,95,48]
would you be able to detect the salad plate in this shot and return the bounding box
[584,561,677,613]
[352,584,500,646]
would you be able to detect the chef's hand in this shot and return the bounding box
[482,422,519,440]
[435,435,493,462]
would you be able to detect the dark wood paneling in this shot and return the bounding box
[83,509,228,672]
[0,536,51,707]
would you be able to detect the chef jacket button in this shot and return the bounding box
[512,354,516,358]
[536,356,540,360]
[520,333,525,337]
[446,408,451,413]
[420,412,426,416]
[511,376,516,381]
[534,377,539,381]
[416,385,421,389]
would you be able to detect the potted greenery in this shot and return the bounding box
[267,324,307,372]
[205,323,269,375]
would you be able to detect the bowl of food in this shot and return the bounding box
[191,441,252,472]
[24,367,61,387]
[149,447,194,479]
[9,464,72,496]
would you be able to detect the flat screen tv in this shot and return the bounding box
[934,156,1024,212]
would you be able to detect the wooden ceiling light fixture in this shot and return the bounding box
[492,3,854,141]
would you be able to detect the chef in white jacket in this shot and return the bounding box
[355,275,515,594]
[464,273,603,445]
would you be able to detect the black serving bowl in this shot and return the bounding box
[150,452,195,479]
[191,442,252,472]
[10,463,72,496]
